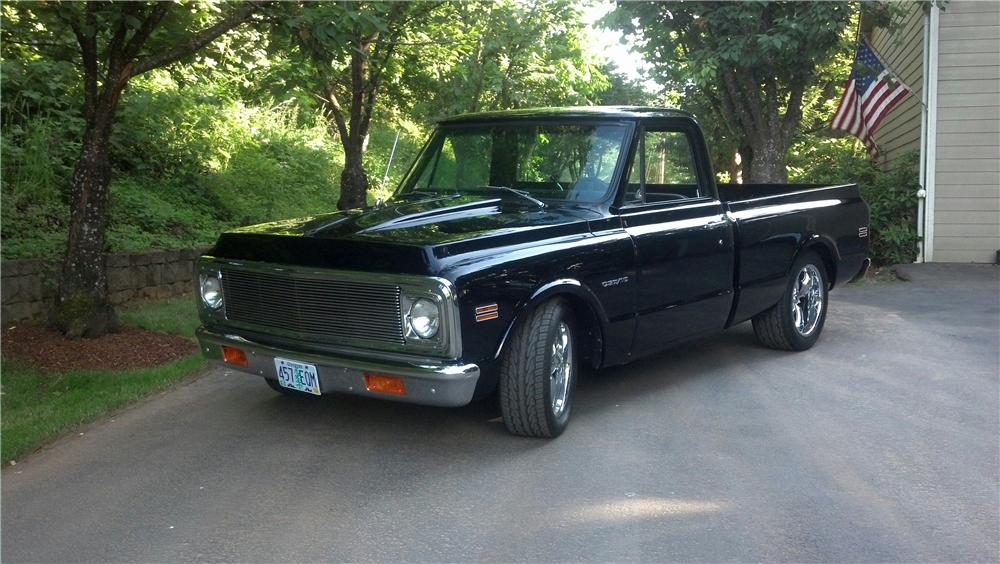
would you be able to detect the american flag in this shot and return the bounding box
[830,38,911,157]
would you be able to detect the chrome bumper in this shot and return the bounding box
[196,327,479,407]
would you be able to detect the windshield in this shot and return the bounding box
[397,123,630,203]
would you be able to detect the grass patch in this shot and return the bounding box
[1,297,206,463]
[1,356,204,463]
[119,296,201,338]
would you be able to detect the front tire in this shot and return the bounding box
[499,298,577,438]
[752,251,829,351]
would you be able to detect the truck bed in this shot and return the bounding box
[717,182,869,326]
[718,183,859,204]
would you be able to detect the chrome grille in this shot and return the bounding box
[221,268,404,345]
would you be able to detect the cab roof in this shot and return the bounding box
[437,106,696,125]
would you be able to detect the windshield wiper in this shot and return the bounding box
[481,185,546,209]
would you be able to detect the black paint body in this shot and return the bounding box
[207,108,870,398]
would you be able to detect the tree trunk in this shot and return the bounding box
[746,135,788,183]
[726,154,741,184]
[738,143,754,184]
[338,146,369,210]
[54,109,119,338]
[48,3,255,338]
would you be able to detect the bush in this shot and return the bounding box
[363,117,428,204]
[0,66,432,260]
[789,135,920,266]
[859,152,921,266]
[0,117,77,258]
[1,72,351,259]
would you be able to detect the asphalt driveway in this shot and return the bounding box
[3,264,998,562]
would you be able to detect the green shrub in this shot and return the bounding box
[0,192,68,259]
[1,71,356,259]
[0,116,77,258]
[106,177,219,253]
[203,101,344,224]
[1,64,436,260]
[860,152,921,266]
[364,117,428,204]
[789,135,920,266]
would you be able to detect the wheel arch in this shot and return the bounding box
[493,278,608,370]
[795,235,839,289]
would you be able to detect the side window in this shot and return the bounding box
[625,129,700,203]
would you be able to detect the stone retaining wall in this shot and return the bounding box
[1,248,207,324]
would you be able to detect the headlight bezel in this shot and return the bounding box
[199,271,224,310]
[397,279,458,356]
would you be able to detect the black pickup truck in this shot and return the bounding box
[195,107,870,437]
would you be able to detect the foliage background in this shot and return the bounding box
[1,64,426,259]
[1,1,919,266]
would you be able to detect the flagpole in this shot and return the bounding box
[853,7,862,52]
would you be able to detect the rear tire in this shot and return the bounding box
[499,298,577,438]
[752,251,829,351]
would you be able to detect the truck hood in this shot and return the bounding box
[209,194,599,275]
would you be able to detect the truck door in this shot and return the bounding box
[618,124,735,357]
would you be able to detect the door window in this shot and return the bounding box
[625,130,700,203]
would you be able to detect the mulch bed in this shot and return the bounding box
[2,324,198,372]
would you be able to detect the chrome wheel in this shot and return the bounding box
[549,321,573,417]
[790,264,824,336]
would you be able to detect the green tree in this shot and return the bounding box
[282,2,442,211]
[594,64,655,107]
[606,1,853,182]
[2,1,259,337]
[417,0,609,118]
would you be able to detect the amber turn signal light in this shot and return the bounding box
[221,346,248,366]
[364,373,406,396]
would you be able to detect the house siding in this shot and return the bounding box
[869,4,925,168]
[933,1,1000,263]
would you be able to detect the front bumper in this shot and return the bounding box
[196,327,480,407]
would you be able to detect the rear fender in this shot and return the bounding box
[793,234,841,288]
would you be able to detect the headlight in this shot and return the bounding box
[200,273,224,309]
[407,298,439,339]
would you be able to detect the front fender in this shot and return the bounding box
[492,278,610,363]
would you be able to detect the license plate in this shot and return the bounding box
[274,358,321,395]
